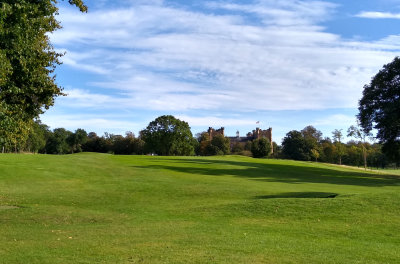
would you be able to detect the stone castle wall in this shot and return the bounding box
[208,126,273,153]
[207,127,225,140]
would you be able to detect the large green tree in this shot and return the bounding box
[67,128,88,153]
[282,126,323,161]
[140,115,195,156]
[0,0,87,145]
[358,57,400,163]
[210,134,230,155]
[251,138,271,158]
[45,127,72,154]
[281,130,310,161]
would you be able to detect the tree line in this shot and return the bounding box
[0,119,146,155]
[1,115,396,169]
[279,125,390,169]
[0,115,270,157]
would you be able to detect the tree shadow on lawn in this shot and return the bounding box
[131,158,400,187]
[254,192,339,199]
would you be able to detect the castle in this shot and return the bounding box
[207,126,273,152]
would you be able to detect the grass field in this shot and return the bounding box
[1,153,400,263]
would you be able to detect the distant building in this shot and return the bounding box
[207,127,225,140]
[207,126,273,153]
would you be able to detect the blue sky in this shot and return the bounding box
[41,0,400,143]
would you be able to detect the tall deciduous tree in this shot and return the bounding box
[45,128,72,154]
[24,119,49,153]
[347,125,372,170]
[140,115,195,156]
[0,0,87,142]
[67,128,88,153]
[282,130,310,161]
[358,57,400,163]
[332,129,344,165]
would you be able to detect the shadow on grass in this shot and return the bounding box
[254,192,339,199]
[131,158,400,187]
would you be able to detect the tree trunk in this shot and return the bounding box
[363,145,367,170]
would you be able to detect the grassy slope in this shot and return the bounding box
[0,153,400,263]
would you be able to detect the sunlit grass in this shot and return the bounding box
[1,153,399,263]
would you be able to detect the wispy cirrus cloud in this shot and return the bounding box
[40,113,141,134]
[205,0,337,26]
[176,115,258,128]
[43,0,400,137]
[355,11,400,19]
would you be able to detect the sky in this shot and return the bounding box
[41,0,400,143]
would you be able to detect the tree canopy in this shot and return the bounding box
[282,126,322,161]
[140,115,195,156]
[282,130,310,161]
[358,57,400,162]
[251,138,271,158]
[0,0,87,147]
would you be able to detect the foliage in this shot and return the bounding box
[320,138,336,163]
[0,111,31,152]
[251,138,271,158]
[67,128,88,153]
[271,141,282,158]
[358,57,400,162]
[45,128,72,154]
[210,134,230,155]
[332,129,345,165]
[82,132,111,153]
[382,141,400,166]
[197,132,230,155]
[310,148,320,162]
[347,125,372,169]
[301,125,322,142]
[282,129,314,161]
[231,142,245,154]
[196,132,210,155]
[24,119,49,153]
[0,0,86,143]
[140,115,195,156]
[0,117,394,169]
[112,132,145,155]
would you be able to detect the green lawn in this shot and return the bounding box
[1,153,400,263]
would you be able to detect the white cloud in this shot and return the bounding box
[49,1,400,115]
[176,115,258,128]
[56,88,132,109]
[40,113,141,134]
[59,50,110,74]
[313,114,357,127]
[206,0,337,26]
[355,11,400,19]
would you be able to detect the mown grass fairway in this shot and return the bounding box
[1,153,400,263]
